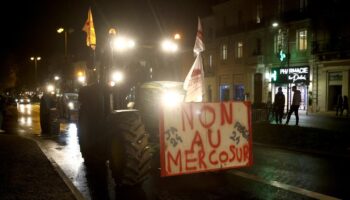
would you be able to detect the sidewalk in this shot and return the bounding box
[253,111,350,157]
[0,133,76,200]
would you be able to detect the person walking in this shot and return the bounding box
[343,95,349,117]
[285,85,301,126]
[335,94,343,117]
[274,87,285,124]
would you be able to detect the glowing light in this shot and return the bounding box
[47,84,55,92]
[111,71,123,83]
[57,27,64,33]
[174,33,181,40]
[161,91,184,108]
[111,36,135,51]
[161,39,178,53]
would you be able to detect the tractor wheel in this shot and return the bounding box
[109,111,152,186]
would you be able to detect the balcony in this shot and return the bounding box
[312,38,350,61]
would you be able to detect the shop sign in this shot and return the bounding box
[270,66,310,84]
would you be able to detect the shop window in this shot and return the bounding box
[234,84,245,101]
[220,85,230,101]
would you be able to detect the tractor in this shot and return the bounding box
[77,49,185,186]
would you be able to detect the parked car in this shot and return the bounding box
[57,93,79,121]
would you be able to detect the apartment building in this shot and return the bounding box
[197,0,350,112]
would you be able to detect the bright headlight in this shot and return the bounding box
[161,91,184,108]
[111,71,124,83]
[20,99,24,103]
[68,102,74,110]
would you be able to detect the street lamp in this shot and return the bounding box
[57,27,68,60]
[30,56,41,86]
[77,71,86,85]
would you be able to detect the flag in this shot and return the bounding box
[193,17,205,54]
[183,54,205,102]
[82,8,96,50]
[184,17,205,102]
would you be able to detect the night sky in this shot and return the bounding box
[1,0,218,88]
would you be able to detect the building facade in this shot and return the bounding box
[196,0,350,112]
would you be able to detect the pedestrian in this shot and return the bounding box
[343,95,349,117]
[274,87,285,124]
[285,85,301,126]
[335,94,343,116]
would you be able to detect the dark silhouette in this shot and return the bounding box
[39,93,56,134]
[343,95,349,117]
[335,94,343,116]
[285,86,301,126]
[274,87,285,124]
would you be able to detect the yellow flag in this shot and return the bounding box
[82,8,96,50]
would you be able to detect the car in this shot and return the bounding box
[57,93,79,121]
[18,96,31,104]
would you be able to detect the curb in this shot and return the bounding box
[26,135,86,200]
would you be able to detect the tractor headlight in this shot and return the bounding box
[161,91,184,108]
[68,102,74,110]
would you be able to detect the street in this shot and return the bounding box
[16,103,348,200]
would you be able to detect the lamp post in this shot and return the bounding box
[57,27,68,59]
[272,22,291,112]
[30,56,41,87]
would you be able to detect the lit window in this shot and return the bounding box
[237,42,243,58]
[274,29,286,53]
[209,54,213,67]
[221,44,228,60]
[297,29,307,51]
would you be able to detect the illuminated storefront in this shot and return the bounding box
[270,66,310,111]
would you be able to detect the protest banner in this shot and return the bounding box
[159,101,253,177]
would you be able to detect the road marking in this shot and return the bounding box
[230,171,341,200]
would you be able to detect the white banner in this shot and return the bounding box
[159,101,253,176]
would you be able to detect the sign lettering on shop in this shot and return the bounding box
[271,66,310,84]
[159,102,253,177]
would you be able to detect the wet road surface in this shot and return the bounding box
[16,104,348,199]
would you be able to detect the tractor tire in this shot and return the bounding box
[108,110,152,186]
[77,84,108,167]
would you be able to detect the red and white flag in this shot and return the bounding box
[183,54,205,102]
[193,17,205,54]
[184,18,205,102]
